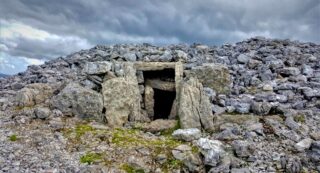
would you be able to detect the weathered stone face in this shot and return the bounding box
[178,77,215,131]
[186,63,231,94]
[50,82,103,119]
[102,77,140,126]
[102,63,145,127]
[16,83,53,107]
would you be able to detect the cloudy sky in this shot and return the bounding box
[0,0,319,74]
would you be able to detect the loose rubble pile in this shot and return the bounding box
[0,37,319,172]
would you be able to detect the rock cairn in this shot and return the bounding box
[0,37,319,172]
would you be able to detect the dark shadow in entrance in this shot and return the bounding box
[143,69,175,81]
[153,88,176,120]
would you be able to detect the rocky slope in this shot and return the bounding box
[0,73,8,78]
[0,37,319,173]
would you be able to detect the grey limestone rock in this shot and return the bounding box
[51,82,103,120]
[171,144,203,172]
[178,77,214,131]
[195,138,225,167]
[250,101,272,115]
[83,61,112,74]
[102,78,141,126]
[16,83,53,107]
[232,140,252,158]
[172,128,202,142]
[34,107,51,119]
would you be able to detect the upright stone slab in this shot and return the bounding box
[102,63,143,127]
[178,77,214,131]
[174,61,184,118]
[144,84,154,119]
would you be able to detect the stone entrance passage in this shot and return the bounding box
[98,61,215,130]
[134,62,182,121]
[142,68,176,120]
[153,88,176,119]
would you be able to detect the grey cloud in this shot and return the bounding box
[2,36,91,60]
[0,0,319,74]
[3,0,318,43]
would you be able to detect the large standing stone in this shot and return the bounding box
[16,83,53,107]
[51,82,103,120]
[178,77,214,131]
[186,63,231,94]
[102,63,142,127]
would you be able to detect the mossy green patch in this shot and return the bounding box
[80,152,102,164]
[191,145,200,153]
[112,127,187,172]
[9,134,18,141]
[63,123,96,139]
[111,128,182,149]
[294,114,306,123]
[121,164,145,173]
[63,122,192,172]
[163,158,183,170]
[75,124,94,138]
[14,106,34,111]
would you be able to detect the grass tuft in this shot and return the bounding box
[75,124,94,138]
[9,134,18,141]
[294,114,306,123]
[121,164,145,173]
[80,152,102,164]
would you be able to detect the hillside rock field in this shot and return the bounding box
[0,37,319,173]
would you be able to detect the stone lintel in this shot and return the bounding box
[145,79,175,92]
[134,62,176,71]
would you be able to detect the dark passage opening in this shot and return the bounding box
[153,88,176,120]
[143,69,175,82]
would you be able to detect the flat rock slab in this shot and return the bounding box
[134,62,176,71]
[142,119,177,133]
[172,128,202,141]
